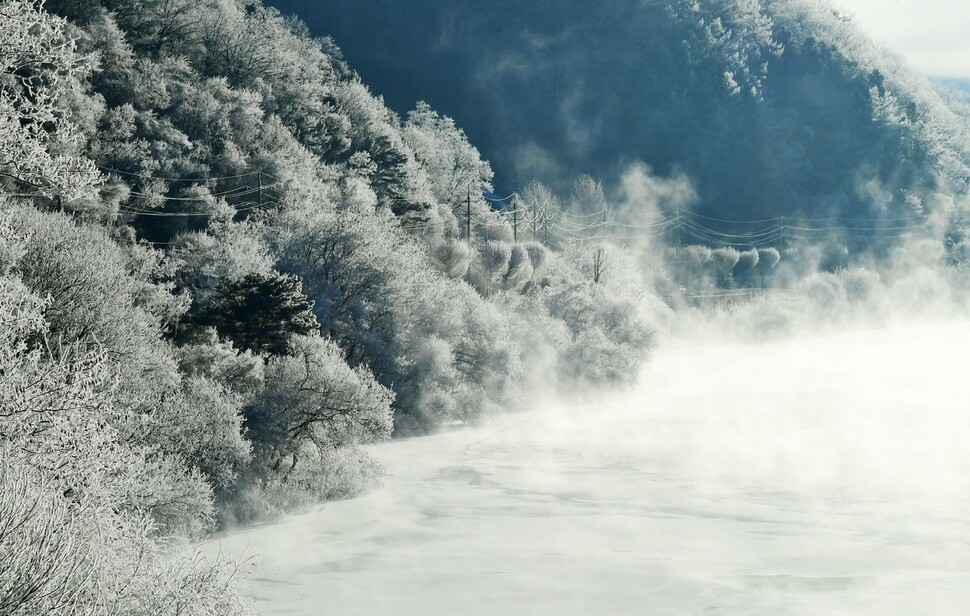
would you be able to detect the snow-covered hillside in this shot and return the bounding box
[211,322,970,615]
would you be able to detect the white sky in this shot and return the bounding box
[835,0,970,79]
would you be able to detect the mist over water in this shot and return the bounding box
[11,1,970,613]
[213,318,970,615]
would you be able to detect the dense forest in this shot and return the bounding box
[3,0,970,614]
[270,0,970,227]
[0,1,654,613]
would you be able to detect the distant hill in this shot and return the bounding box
[267,0,970,230]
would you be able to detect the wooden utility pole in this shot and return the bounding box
[532,198,538,242]
[512,195,518,242]
[466,186,472,246]
[257,169,263,207]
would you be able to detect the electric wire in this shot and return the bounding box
[98,165,263,182]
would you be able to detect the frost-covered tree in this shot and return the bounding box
[199,0,285,85]
[177,331,265,395]
[403,101,494,208]
[149,377,252,490]
[433,238,472,279]
[757,246,781,270]
[0,255,254,614]
[0,0,667,569]
[520,181,559,244]
[96,0,205,56]
[275,204,403,366]
[0,0,100,201]
[10,204,184,376]
[591,245,611,284]
[502,243,535,291]
[0,457,102,616]
[569,174,608,216]
[475,240,512,297]
[712,246,741,277]
[733,247,760,284]
[540,243,655,385]
[171,219,275,309]
[196,272,319,357]
[245,335,393,474]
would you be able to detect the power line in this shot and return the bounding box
[97,165,263,182]
[474,188,927,247]
[553,207,609,220]
[127,186,268,202]
[482,191,517,202]
[118,199,282,217]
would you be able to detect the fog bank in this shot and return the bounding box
[211,319,970,615]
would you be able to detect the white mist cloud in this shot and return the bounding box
[616,162,696,218]
[512,142,567,185]
[211,320,970,616]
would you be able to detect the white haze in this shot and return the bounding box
[209,318,970,615]
[835,0,970,80]
[615,161,696,226]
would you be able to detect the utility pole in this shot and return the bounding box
[532,198,538,242]
[512,195,518,242]
[466,185,472,247]
[513,207,518,242]
[257,169,263,207]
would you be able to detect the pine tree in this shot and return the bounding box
[199,272,319,356]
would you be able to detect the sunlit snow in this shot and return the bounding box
[211,321,970,615]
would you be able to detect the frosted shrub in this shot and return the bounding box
[219,444,383,527]
[735,248,760,274]
[539,245,656,388]
[434,238,472,279]
[799,272,848,310]
[393,335,462,429]
[493,291,572,394]
[150,377,252,491]
[126,548,257,616]
[839,267,883,301]
[177,332,265,396]
[757,247,781,270]
[0,450,256,616]
[502,244,534,291]
[684,244,714,263]
[0,455,102,616]
[523,241,550,278]
[0,269,253,614]
[474,240,512,296]
[391,283,524,433]
[554,284,654,385]
[244,335,393,475]
[712,246,741,276]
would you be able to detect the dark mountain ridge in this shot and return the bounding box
[268,0,970,232]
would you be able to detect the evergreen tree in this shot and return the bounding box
[198,272,319,356]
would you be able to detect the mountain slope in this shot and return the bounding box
[267,0,970,228]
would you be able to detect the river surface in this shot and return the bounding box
[211,322,970,615]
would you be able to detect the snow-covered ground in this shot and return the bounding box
[211,321,970,615]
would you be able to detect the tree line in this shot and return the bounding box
[0,1,656,613]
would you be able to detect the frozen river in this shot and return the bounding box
[212,322,970,615]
